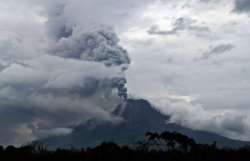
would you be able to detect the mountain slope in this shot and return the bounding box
[41,99,250,148]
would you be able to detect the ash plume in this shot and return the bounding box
[0,0,130,145]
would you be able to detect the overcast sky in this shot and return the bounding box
[0,0,250,145]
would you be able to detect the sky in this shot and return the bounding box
[0,0,250,145]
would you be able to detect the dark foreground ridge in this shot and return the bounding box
[1,131,250,161]
[41,99,250,148]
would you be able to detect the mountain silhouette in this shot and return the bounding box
[41,99,250,148]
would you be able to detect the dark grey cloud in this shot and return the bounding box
[47,3,130,67]
[46,2,131,100]
[234,0,250,13]
[148,17,210,36]
[195,44,234,61]
[50,26,130,66]
[0,0,132,145]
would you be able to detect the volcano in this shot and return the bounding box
[41,99,250,148]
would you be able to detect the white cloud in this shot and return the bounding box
[125,0,250,141]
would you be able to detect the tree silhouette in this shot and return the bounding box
[0,131,249,161]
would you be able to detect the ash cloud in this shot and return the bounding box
[46,2,130,66]
[46,1,131,100]
[49,26,130,66]
[0,0,131,145]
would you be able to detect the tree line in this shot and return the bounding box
[0,131,250,161]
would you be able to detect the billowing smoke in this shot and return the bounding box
[50,26,130,66]
[46,2,130,99]
[0,0,130,145]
